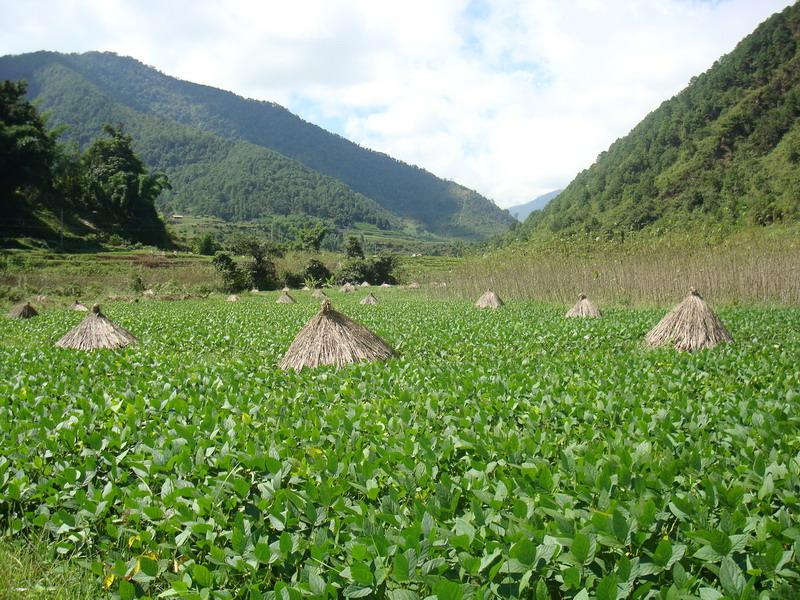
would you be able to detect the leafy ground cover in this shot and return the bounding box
[1,292,798,599]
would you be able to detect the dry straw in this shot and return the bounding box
[360,281,370,287]
[72,300,89,312]
[475,290,504,309]
[340,283,357,293]
[279,300,395,370]
[645,288,732,351]
[566,294,602,318]
[380,282,391,288]
[55,304,137,350]
[281,286,291,292]
[8,302,38,319]
[227,294,240,302]
[360,292,379,305]
[312,289,328,300]
[276,291,296,304]
[408,282,420,289]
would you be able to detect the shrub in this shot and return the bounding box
[302,258,331,283]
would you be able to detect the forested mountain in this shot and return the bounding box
[0,51,514,239]
[521,3,800,237]
[507,190,561,221]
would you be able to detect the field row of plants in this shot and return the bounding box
[1,293,799,598]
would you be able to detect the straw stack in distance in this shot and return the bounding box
[408,282,421,289]
[227,294,240,302]
[475,290,504,309]
[312,289,328,300]
[279,300,395,370]
[645,288,733,351]
[276,291,296,304]
[360,292,379,305]
[340,283,356,293]
[7,302,38,319]
[566,294,602,318]
[56,304,138,350]
[72,300,90,312]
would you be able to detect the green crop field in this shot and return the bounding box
[1,292,799,599]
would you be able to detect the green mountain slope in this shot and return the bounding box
[0,51,514,239]
[524,3,800,237]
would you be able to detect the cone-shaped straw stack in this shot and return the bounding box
[227,294,240,302]
[645,288,732,351]
[360,292,379,305]
[408,282,420,289]
[281,286,291,292]
[301,285,311,291]
[360,281,370,287]
[56,304,137,350]
[312,289,328,300]
[8,302,38,319]
[475,290,504,309]
[380,282,391,288]
[279,300,394,370]
[340,283,356,293]
[72,300,89,312]
[276,291,296,304]
[566,294,601,318]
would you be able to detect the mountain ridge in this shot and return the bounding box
[507,190,561,221]
[518,3,800,239]
[0,50,514,240]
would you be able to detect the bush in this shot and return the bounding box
[278,268,304,289]
[302,258,331,283]
[131,274,146,293]
[335,254,398,285]
[212,251,248,293]
[248,256,278,290]
[196,234,218,256]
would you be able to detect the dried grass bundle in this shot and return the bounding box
[281,286,291,292]
[645,288,732,351]
[8,302,38,319]
[360,281,370,287]
[566,294,602,318]
[276,291,296,304]
[227,294,240,302]
[251,288,260,293]
[360,293,379,305]
[301,285,311,291]
[475,290,504,309]
[312,289,328,300]
[55,304,137,350]
[408,282,420,289]
[72,300,89,312]
[340,283,356,293]
[279,300,395,370]
[380,283,391,288]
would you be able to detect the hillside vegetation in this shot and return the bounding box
[520,3,800,238]
[0,51,514,239]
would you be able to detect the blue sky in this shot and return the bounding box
[1,0,794,207]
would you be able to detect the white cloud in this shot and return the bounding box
[1,0,793,206]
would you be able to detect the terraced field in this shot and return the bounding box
[1,292,798,599]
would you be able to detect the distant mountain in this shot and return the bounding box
[507,190,561,221]
[0,51,515,240]
[521,3,800,237]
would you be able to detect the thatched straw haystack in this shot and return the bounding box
[227,294,240,302]
[8,302,38,319]
[380,282,391,288]
[279,300,394,370]
[566,294,602,318]
[312,289,328,300]
[143,289,155,297]
[340,283,356,293]
[251,288,260,293]
[360,281,370,287]
[55,304,137,350]
[281,286,291,292]
[276,291,296,304]
[408,282,420,289]
[475,290,503,309]
[645,288,732,352]
[72,300,89,312]
[301,285,311,291]
[360,293,379,305]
